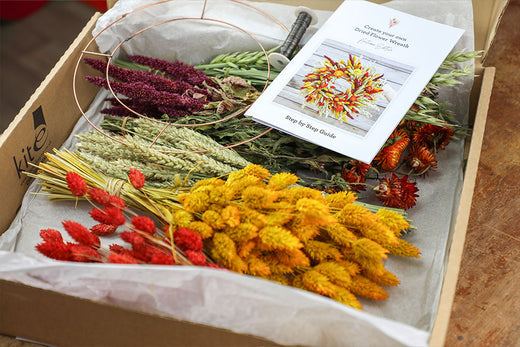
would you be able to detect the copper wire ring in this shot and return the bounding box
[73,0,289,155]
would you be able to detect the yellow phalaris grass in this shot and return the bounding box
[173,164,421,310]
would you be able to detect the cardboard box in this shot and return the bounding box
[0,0,507,345]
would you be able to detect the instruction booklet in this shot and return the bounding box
[246,0,464,163]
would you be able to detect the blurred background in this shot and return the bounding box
[0,0,105,134]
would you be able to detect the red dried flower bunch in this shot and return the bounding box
[36,169,211,267]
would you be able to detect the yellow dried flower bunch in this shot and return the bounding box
[175,164,421,310]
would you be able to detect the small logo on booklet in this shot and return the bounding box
[389,18,400,28]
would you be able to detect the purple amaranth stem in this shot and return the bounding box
[85,76,208,112]
[127,55,215,87]
[156,106,190,118]
[84,58,211,97]
[102,98,164,118]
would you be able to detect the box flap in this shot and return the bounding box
[473,0,509,64]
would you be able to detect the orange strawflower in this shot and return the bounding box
[406,145,438,176]
[374,130,410,171]
[413,124,454,151]
[374,173,419,209]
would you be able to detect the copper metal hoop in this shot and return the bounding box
[73,0,289,154]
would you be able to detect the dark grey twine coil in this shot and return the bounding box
[279,11,313,58]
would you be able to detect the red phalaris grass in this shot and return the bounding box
[36,169,210,267]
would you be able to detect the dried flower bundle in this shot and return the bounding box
[174,165,420,309]
[36,171,210,266]
[193,46,282,87]
[85,57,261,122]
[31,155,419,310]
[74,117,251,188]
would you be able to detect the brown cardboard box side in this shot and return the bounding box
[0,13,102,234]
[0,0,508,345]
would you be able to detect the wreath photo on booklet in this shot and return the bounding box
[247,0,464,164]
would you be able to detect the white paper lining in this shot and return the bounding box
[0,1,475,345]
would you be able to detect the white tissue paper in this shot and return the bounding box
[0,0,475,346]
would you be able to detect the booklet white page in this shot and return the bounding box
[247,0,464,163]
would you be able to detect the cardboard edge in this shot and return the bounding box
[0,13,103,235]
[0,279,281,347]
[428,66,495,347]
[481,0,510,63]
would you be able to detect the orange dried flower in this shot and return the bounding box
[341,167,366,192]
[66,171,88,197]
[128,168,145,189]
[413,124,454,151]
[374,173,419,209]
[374,131,410,171]
[406,145,437,176]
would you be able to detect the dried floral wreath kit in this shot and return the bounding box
[0,0,503,346]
